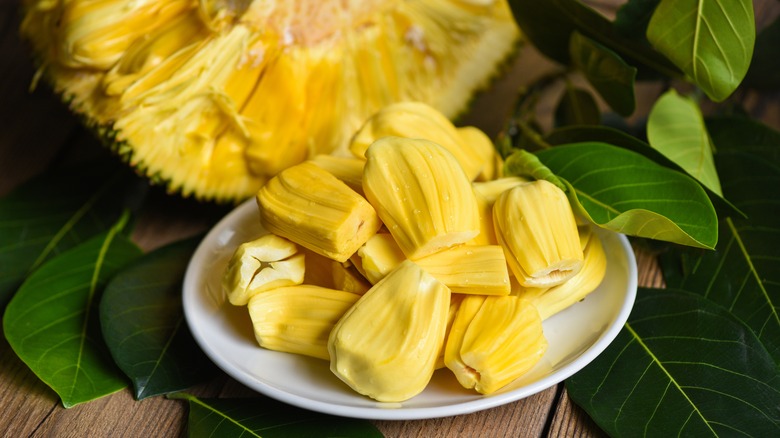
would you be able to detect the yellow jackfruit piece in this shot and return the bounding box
[363,137,480,260]
[222,234,305,305]
[445,295,547,394]
[356,233,407,284]
[470,177,528,245]
[257,161,382,263]
[328,260,450,402]
[22,0,521,201]
[309,154,366,196]
[301,247,337,289]
[517,226,607,320]
[331,260,372,294]
[248,285,361,360]
[493,180,584,287]
[349,102,497,181]
[417,245,511,295]
[456,126,502,181]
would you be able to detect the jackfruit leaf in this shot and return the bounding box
[705,115,780,166]
[661,151,780,365]
[744,15,780,90]
[535,142,718,249]
[614,0,661,40]
[0,158,144,309]
[545,125,743,218]
[167,392,384,438]
[2,214,142,408]
[100,236,217,400]
[647,90,722,196]
[503,149,566,191]
[554,85,601,127]
[508,0,679,78]
[567,288,780,437]
[569,31,637,116]
[646,0,755,101]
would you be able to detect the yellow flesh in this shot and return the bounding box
[21,0,520,200]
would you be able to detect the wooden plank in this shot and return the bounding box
[375,387,557,437]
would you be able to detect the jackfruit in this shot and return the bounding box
[21,0,521,201]
[248,285,362,360]
[222,234,305,305]
[328,260,450,402]
[417,245,511,295]
[257,161,382,263]
[331,260,372,294]
[309,154,366,196]
[356,232,407,284]
[349,102,501,181]
[471,177,528,245]
[363,137,481,260]
[444,295,547,394]
[493,180,584,287]
[516,226,607,319]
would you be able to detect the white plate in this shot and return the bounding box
[183,199,637,420]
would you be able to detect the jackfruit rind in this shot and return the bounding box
[20,0,521,201]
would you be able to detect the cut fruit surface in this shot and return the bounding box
[22,0,521,201]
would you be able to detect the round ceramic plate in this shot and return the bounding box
[183,199,637,420]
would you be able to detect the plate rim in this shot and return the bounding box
[183,199,638,420]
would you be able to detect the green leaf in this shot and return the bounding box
[647,89,722,196]
[744,14,780,90]
[535,142,718,248]
[662,151,780,364]
[3,214,143,407]
[509,0,679,78]
[546,125,744,218]
[614,0,661,40]
[567,288,780,437]
[569,31,637,116]
[168,393,384,437]
[646,0,755,101]
[0,159,143,308]
[503,149,566,190]
[100,236,217,400]
[554,85,601,127]
[706,115,780,167]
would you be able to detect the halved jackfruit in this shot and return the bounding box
[21,0,521,201]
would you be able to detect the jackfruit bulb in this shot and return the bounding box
[21,0,521,201]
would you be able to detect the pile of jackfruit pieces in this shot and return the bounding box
[222,102,607,402]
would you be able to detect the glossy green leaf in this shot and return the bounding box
[569,31,637,116]
[662,151,780,364]
[503,149,566,191]
[554,85,601,127]
[168,393,384,437]
[0,159,143,308]
[567,288,780,437]
[646,0,755,101]
[744,15,780,90]
[100,237,217,400]
[535,142,718,248]
[545,125,744,218]
[647,89,722,196]
[3,214,143,407]
[509,0,679,78]
[614,0,661,40]
[706,115,780,166]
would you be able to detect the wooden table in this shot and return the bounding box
[0,1,711,436]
